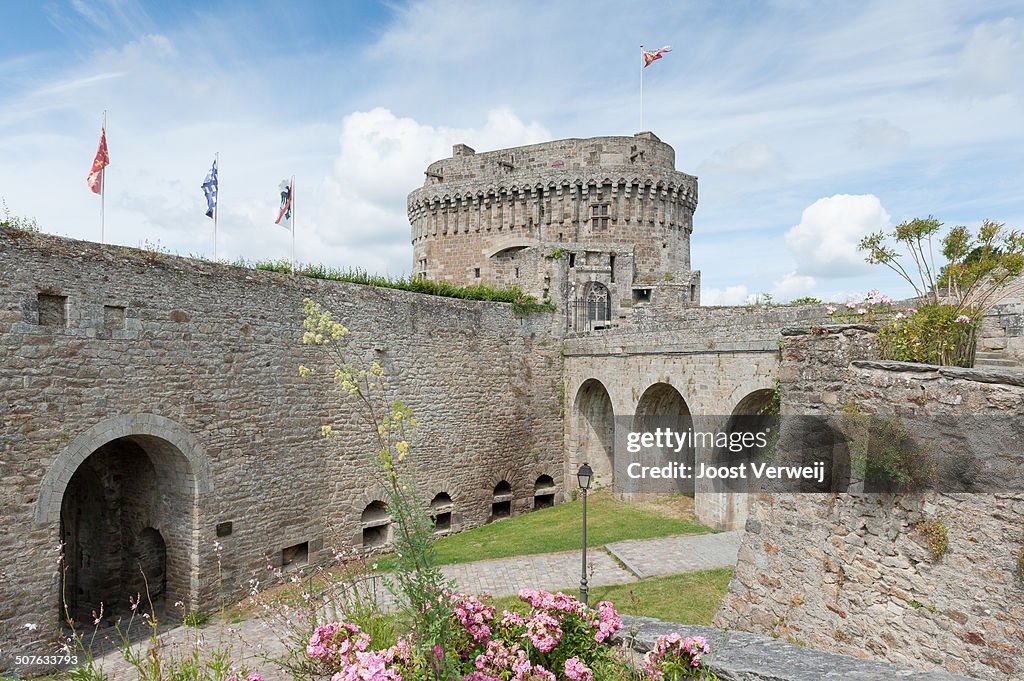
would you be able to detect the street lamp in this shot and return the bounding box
[577,462,593,606]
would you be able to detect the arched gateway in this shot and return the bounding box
[36,414,210,624]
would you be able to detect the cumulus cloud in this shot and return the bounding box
[784,194,890,278]
[701,284,752,306]
[323,107,550,271]
[771,272,818,302]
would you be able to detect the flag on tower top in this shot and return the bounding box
[643,46,671,68]
[202,158,218,218]
[275,178,293,230]
[87,127,109,194]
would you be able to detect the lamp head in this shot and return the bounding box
[577,462,593,490]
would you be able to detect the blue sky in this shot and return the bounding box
[2,1,1023,303]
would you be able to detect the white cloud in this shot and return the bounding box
[956,18,1024,99]
[323,107,550,272]
[701,285,752,306]
[848,118,910,152]
[785,194,891,278]
[771,272,818,302]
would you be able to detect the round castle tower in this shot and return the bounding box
[408,132,701,330]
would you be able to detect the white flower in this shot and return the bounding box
[23,623,39,631]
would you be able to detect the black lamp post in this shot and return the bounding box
[577,462,593,606]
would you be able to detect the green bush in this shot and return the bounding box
[841,404,937,492]
[877,303,979,367]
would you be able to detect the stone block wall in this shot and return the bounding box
[0,231,562,668]
[714,325,1024,680]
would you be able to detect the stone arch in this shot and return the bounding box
[533,474,556,510]
[361,500,392,549]
[491,479,513,520]
[430,492,454,534]
[633,382,694,494]
[716,389,777,495]
[573,379,615,488]
[37,414,211,525]
[51,418,206,623]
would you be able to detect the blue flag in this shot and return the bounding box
[201,158,218,218]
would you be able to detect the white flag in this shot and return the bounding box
[275,178,293,230]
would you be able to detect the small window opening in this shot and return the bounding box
[282,541,309,572]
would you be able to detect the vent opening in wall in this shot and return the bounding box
[633,289,652,304]
[361,501,392,549]
[38,293,67,327]
[568,253,576,268]
[216,521,233,537]
[474,267,481,278]
[282,541,308,572]
[690,284,696,302]
[430,492,454,535]
[491,480,512,520]
[104,305,126,331]
[533,475,556,510]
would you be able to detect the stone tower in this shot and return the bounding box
[408,132,701,331]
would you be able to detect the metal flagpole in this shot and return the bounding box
[101,110,106,244]
[639,46,644,132]
[290,175,296,274]
[213,152,219,261]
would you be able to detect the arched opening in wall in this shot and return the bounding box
[533,475,556,510]
[777,416,850,493]
[718,389,777,495]
[491,481,512,521]
[58,435,195,626]
[573,379,615,488]
[361,501,392,549]
[430,492,453,535]
[633,383,694,494]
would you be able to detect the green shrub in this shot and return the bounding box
[877,303,980,367]
[841,404,937,492]
[916,520,948,561]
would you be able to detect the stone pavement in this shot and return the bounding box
[92,531,741,679]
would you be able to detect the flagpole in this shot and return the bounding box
[291,175,296,275]
[639,46,644,132]
[213,152,219,261]
[100,110,107,244]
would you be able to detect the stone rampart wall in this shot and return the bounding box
[0,231,562,666]
[714,325,1024,680]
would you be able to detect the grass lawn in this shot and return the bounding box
[489,567,734,626]
[374,491,712,571]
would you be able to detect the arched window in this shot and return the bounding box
[586,282,610,324]
[533,475,556,510]
[361,501,392,549]
[491,481,512,520]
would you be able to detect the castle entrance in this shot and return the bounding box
[58,435,194,625]
[573,379,615,487]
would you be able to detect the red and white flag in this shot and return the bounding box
[643,46,671,68]
[87,127,109,194]
[275,178,293,230]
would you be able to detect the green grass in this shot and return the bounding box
[488,568,733,625]
[373,491,712,571]
[245,260,556,313]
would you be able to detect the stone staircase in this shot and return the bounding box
[974,349,1021,368]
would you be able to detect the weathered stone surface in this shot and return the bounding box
[617,616,979,680]
[0,231,563,668]
[716,326,1024,681]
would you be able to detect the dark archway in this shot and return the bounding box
[633,383,694,494]
[533,475,556,510]
[59,435,194,625]
[573,379,615,487]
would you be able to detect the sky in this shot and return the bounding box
[2,0,1023,304]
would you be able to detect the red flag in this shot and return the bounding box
[643,46,671,68]
[87,128,109,194]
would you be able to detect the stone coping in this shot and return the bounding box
[615,616,979,680]
[851,359,1024,386]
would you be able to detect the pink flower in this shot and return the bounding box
[524,612,562,653]
[856,308,868,315]
[906,307,918,314]
[826,305,837,314]
[955,315,971,323]
[564,657,593,681]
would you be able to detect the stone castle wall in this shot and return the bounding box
[408,134,698,296]
[0,231,562,665]
[713,325,1024,680]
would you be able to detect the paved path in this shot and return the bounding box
[93,531,742,679]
